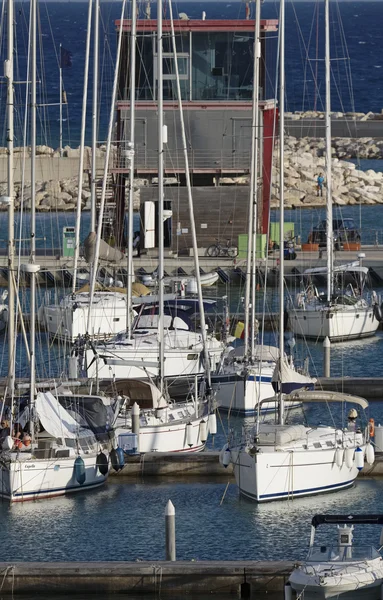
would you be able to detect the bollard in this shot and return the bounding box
[68,355,78,380]
[323,336,331,377]
[284,582,293,600]
[131,402,140,453]
[165,499,176,561]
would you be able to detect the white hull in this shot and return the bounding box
[43,292,129,343]
[86,336,223,381]
[0,452,107,502]
[213,365,275,415]
[229,427,364,502]
[116,413,209,453]
[290,571,383,599]
[289,305,379,342]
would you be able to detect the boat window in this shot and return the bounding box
[308,545,380,562]
[326,440,334,447]
[177,411,185,419]
[113,318,120,322]
[187,354,199,360]
[313,442,322,448]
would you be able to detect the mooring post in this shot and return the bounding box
[131,402,140,453]
[165,499,176,561]
[323,336,331,378]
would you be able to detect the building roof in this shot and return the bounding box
[116,18,278,33]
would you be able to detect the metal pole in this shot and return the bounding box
[6,0,15,397]
[323,335,331,377]
[91,0,99,234]
[165,499,176,561]
[29,0,37,418]
[131,401,140,453]
[72,0,93,293]
[157,0,164,394]
[250,0,262,359]
[59,44,63,157]
[126,0,137,338]
[278,0,285,426]
[325,0,333,301]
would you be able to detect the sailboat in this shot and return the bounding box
[212,0,314,416]
[288,1,380,343]
[220,0,374,502]
[0,0,115,502]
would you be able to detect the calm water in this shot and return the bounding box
[1,476,383,562]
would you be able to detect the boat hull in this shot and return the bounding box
[289,306,379,342]
[230,444,360,502]
[289,567,383,599]
[0,453,107,502]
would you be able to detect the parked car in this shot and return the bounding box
[309,218,361,249]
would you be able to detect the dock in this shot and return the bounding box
[0,560,294,597]
[1,245,383,287]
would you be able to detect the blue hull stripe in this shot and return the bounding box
[12,479,106,499]
[241,478,355,502]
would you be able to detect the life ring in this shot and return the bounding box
[369,418,375,438]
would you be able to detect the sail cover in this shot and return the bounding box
[35,391,93,440]
[84,231,126,264]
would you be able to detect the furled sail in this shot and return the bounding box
[84,231,126,264]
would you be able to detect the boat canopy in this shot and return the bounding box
[232,344,279,362]
[259,390,369,409]
[312,514,383,529]
[102,379,168,410]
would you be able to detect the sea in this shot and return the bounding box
[1,1,383,591]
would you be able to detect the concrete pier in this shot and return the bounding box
[0,560,294,597]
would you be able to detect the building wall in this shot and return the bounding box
[119,106,255,173]
[139,185,251,254]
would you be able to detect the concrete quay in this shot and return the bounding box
[0,560,294,597]
[2,245,383,286]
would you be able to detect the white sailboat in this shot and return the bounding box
[288,0,380,343]
[0,0,116,502]
[289,514,383,599]
[220,0,374,503]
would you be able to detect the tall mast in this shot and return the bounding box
[168,0,211,391]
[28,0,37,409]
[157,0,164,395]
[90,0,99,234]
[278,0,285,425]
[126,0,137,338]
[325,0,333,302]
[250,0,262,359]
[6,0,15,396]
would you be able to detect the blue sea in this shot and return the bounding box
[1,1,383,148]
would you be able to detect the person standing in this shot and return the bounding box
[317,173,324,197]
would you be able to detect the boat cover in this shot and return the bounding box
[35,391,94,440]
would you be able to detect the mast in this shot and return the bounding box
[250,0,262,359]
[6,0,15,397]
[28,0,37,415]
[59,43,63,157]
[72,0,93,293]
[278,0,285,425]
[91,0,99,234]
[325,0,333,302]
[126,0,137,338]
[168,0,211,391]
[157,0,164,395]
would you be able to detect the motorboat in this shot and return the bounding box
[289,514,383,599]
[222,390,374,502]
